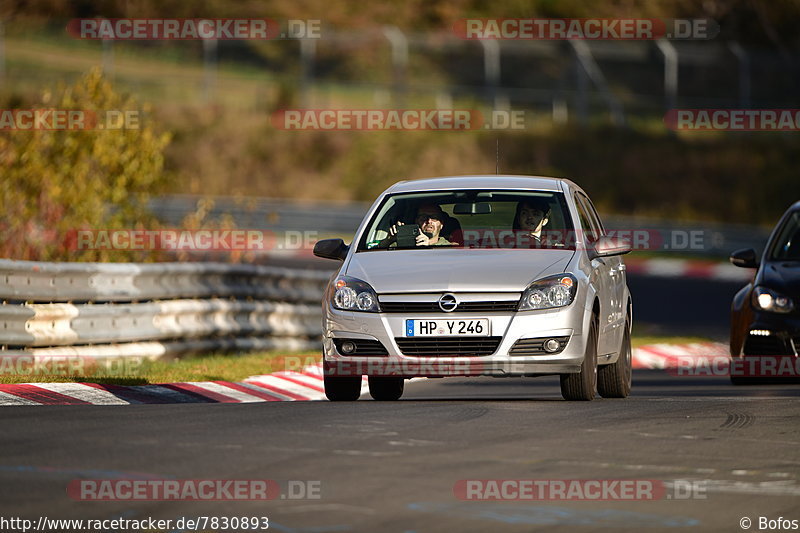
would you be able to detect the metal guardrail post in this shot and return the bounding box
[383,26,408,106]
[202,27,218,103]
[655,38,678,111]
[568,40,625,126]
[480,39,501,109]
[300,38,317,107]
[728,42,751,108]
[102,37,114,77]
[0,20,5,84]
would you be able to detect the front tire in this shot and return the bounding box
[324,374,362,401]
[368,377,404,401]
[561,319,598,401]
[598,319,632,398]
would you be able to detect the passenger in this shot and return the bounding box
[513,198,551,245]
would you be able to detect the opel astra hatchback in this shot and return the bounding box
[313,176,633,401]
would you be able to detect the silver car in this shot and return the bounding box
[313,176,633,401]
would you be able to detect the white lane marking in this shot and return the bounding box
[643,397,800,401]
[332,449,402,457]
[273,371,325,389]
[643,259,690,277]
[276,503,377,515]
[713,263,754,282]
[0,390,42,406]
[233,381,297,401]
[632,348,670,369]
[32,383,130,405]
[699,479,800,497]
[387,439,443,446]
[186,382,265,403]
[558,461,797,481]
[245,375,325,400]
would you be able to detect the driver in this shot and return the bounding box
[383,203,453,247]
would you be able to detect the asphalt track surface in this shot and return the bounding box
[2,371,799,533]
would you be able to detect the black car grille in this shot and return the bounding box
[793,336,800,355]
[394,337,502,356]
[333,339,389,356]
[509,336,571,356]
[743,335,790,356]
[380,301,519,313]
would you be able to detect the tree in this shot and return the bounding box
[0,68,171,261]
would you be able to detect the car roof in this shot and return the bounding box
[384,175,580,194]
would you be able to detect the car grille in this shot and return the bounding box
[394,336,502,356]
[743,334,790,356]
[380,301,519,313]
[333,339,389,356]
[793,335,800,355]
[509,336,570,356]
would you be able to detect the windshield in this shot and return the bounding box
[769,210,800,261]
[357,190,576,251]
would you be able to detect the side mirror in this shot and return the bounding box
[313,238,349,261]
[590,236,632,259]
[730,248,758,268]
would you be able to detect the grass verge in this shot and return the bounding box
[0,351,320,386]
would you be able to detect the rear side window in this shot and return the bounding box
[574,194,602,244]
[769,211,800,261]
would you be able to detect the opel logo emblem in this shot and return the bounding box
[438,293,458,312]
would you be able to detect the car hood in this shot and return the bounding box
[760,261,800,297]
[346,249,575,293]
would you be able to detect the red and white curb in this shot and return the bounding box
[632,342,729,369]
[0,344,730,405]
[0,364,344,406]
[625,258,752,282]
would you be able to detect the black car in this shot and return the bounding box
[729,201,800,382]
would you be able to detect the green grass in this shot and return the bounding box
[0,351,320,385]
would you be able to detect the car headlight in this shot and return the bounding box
[752,286,794,313]
[331,276,381,312]
[518,274,577,311]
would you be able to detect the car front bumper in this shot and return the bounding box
[322,304,588,377]
[740,312,800,356]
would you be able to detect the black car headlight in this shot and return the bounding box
[331,276,381,312]
[518,274,577,311]
[752,286,794,314]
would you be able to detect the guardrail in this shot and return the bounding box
[0,259,330,358]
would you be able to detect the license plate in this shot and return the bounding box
[405,319,490,337]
